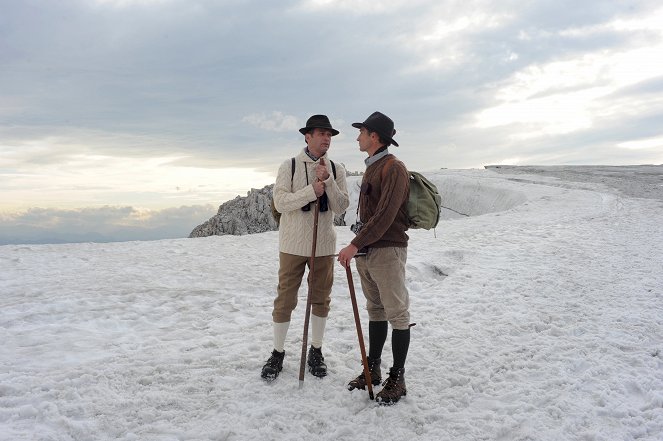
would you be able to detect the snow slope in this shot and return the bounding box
[1,167,662,441]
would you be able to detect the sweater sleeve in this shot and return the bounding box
[325,162,350,215]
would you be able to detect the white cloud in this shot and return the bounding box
[2,0,663,239]
[474,36,663,137]
[241,111,300,133]
[0,205,216,244]
[473,5,663,139]
[419,12,512,41]
[299,0,420,14]
[475,87,607,137]
[396,6,515,73]
[617,136,663,150]
[92,0,172,6]
[0,143,276,211]
[561,6,663,36]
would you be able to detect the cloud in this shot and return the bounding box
[1,0,663,241]
[0,205,216,245]
[617,135,663,150]
[242,112,300,132]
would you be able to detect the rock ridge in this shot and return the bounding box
[189,184,345,237]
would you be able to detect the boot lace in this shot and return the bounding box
[382,376,397,390]
[381,371,404,392]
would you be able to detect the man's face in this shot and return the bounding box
[356,127,373,153]
[306,128,333,157]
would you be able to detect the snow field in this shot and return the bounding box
[1,168,662,440]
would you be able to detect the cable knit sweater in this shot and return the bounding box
[274,149,349,257]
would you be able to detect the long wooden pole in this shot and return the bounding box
[345,263,374,400]
[299,198,321,388]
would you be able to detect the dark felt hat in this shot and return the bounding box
[299,114,339,136]
[351,111,399,147]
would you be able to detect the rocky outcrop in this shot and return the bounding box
[189,184,345,237]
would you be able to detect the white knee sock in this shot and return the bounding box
[273,321,290,353]
[310,315,327,349]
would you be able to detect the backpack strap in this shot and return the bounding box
[330,160,336,178]
[288,157,295,191]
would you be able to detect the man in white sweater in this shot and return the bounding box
[261,115,350,381]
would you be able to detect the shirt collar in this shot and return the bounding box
[365,149,390,167]
[305,148,319,161]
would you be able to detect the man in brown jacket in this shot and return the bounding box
[337,111,411,405]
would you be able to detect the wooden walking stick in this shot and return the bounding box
[345,262,374,400]
[299,197,321,388]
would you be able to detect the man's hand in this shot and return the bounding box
[337,244,359,268]
[313,180,325,198]
[315,158,330,181]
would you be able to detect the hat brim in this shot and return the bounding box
[351,122,399,147]
[299,127,340,136]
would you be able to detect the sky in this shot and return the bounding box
[1,0,663,244]
[2,168,662,439]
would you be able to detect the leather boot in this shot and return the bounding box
[347,357,381,391]
[261,349,285,381]
[376,367,406,405]
[307,346,327,378]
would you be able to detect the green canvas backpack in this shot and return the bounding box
[382,158,441,230]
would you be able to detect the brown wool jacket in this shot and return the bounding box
[351,154,409,251]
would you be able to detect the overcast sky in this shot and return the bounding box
[1,0,662,243]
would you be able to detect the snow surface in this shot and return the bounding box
[1,167,662,441]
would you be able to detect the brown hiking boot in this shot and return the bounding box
[347,357,381,391]
[376,367,406,405]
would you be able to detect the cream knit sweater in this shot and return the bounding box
[274,149,349,257]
